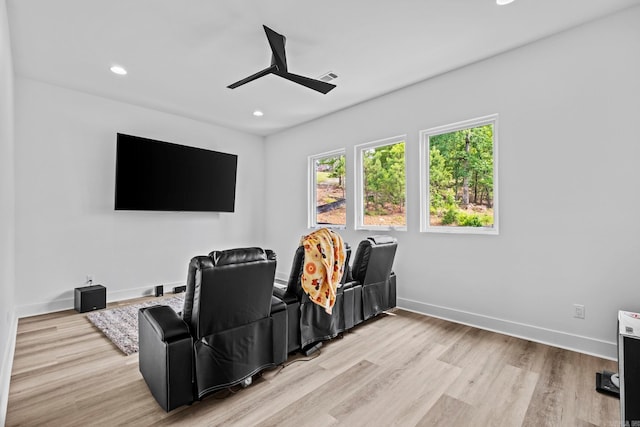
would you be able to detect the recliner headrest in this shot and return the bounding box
[265,249,277,261]
[368,235,397,245]
[209,247,268,266]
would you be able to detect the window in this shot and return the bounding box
[420,114,499,234]
[308,149,346,228]
[355,136,406,230]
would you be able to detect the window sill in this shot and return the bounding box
[310,224,347,230]
[355,225,407,232]
[421,225,498,235]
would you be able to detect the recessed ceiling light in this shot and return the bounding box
[110,65,127,75]
[253,110,264,117]
[319,71,338,82]
[496,0,515,4]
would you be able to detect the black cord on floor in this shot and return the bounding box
[285,349,322,367]
[212,387,239,399]
[211,348,323,397]
[269,349,322,378]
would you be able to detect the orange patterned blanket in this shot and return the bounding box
[300,228,345,314]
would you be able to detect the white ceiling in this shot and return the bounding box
[7,0,639,136]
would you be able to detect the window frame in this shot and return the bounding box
[419,114,499,235]
[307,148,347,230]
[354,135,407,231]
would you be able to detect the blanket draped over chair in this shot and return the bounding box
[300,228,345,314]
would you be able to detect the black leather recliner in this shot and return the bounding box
[273,243,354,353]
[350,235,398,321]
[138,247,287,412]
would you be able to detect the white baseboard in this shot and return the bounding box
[0,311,17,427]
[274,271,289,283]
[16,282,184,318]
[397,297,617,361]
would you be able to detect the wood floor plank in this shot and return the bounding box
[472,363,539,426]
[571,352,618,426]
[330,359,461,426]
[6,297,621,426]
[190,360,344,426]
[326,327,455,422]
[503,337,551,374]
[443,332,517,406]
[521,347,619,427]
[416,394,477,427]
[254,360,379,427]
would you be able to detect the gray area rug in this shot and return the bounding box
[86,294,185,355]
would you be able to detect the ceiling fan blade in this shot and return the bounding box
[277,72,336,94]
[229,25,336,94]
[263,25,287,72]
[227,65,277,89]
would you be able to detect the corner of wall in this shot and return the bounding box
[0,311,17,426]
[0,0,16,422]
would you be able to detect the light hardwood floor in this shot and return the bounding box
[7,296,620,426]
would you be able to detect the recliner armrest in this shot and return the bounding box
[270,295,287,315]
[139,305,189,342]
[270,295,288,364]
[273,286,286,300]
[138,304,194,412]
[273,286,299,305]
[341,280,359,291]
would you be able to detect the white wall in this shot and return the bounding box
[0,0,15,422]
[265,7,640,359]
[14,78,267,316]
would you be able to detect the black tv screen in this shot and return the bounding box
[115,133,237,212]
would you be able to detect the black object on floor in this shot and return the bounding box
[173,285,186,293]
[155,285,164,297]
[596,370,620,397]
[74,284,106,313]
[303,341,323,356]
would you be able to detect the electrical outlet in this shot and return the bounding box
[86,274,94,285]
[573,304,585,319]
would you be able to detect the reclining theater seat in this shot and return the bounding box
[138,247,287,412]
[350,235,398,321]
[273,243,354,353]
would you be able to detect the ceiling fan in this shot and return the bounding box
[227,25,336,95]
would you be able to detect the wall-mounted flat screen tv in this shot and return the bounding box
[115,133,237,212]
